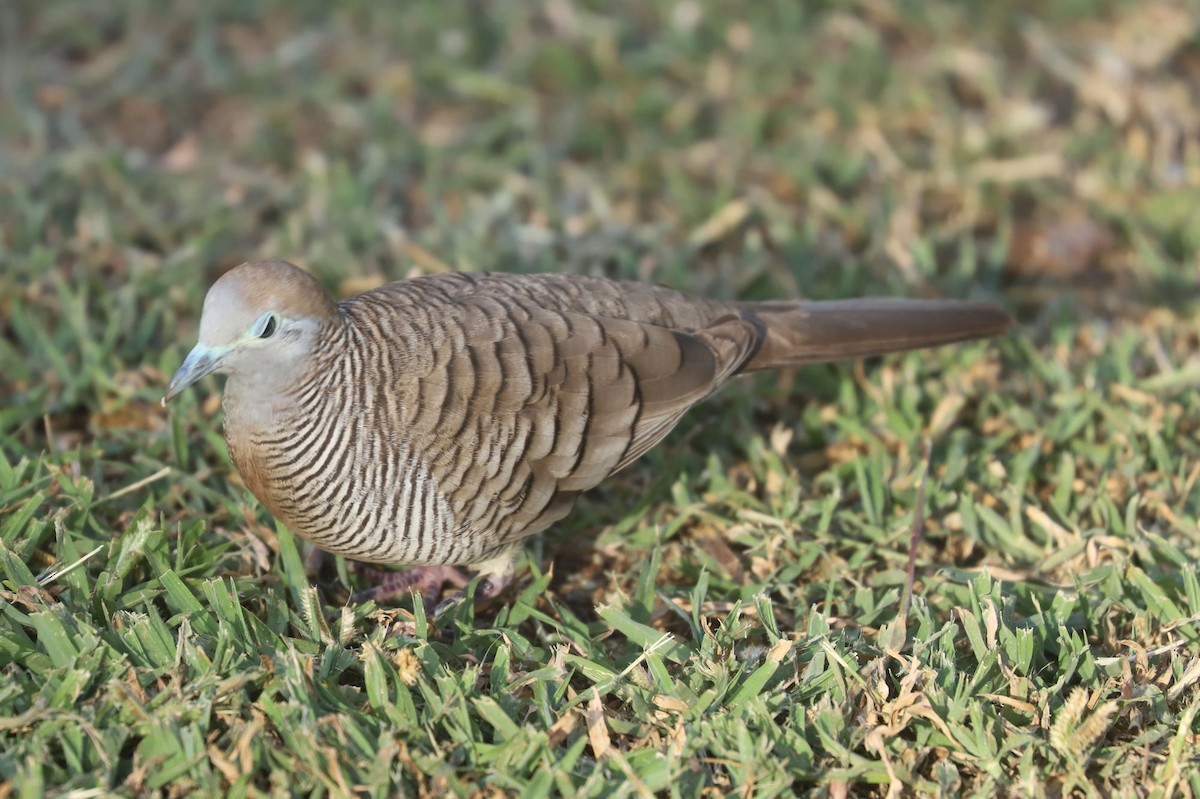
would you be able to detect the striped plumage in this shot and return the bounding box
[165,260,1011,611]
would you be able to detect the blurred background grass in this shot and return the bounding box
[4,0,1200,795]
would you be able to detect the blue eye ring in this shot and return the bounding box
[255,314,278,339]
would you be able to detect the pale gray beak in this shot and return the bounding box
[162,344,226,406]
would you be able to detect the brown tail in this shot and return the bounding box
[740,298,1012,372]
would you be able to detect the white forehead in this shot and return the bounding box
[197,279,267,346]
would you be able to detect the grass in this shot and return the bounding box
[4,0,1200,795]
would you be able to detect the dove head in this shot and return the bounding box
[163,261,340,405]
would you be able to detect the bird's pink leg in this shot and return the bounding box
[432,570,513,617]
[346,546,519,616]
[432,548,518,616]
[348,563,469,611]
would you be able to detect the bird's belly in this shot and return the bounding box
[232,430,494,566]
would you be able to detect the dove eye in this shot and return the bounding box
[254,314,278,339]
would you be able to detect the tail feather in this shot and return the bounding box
[741,298,1012,372]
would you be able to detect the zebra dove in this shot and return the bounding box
[164,260,1011,613]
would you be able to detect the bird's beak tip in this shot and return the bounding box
[164,344,223,405]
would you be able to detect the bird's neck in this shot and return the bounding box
[221,318,347,428]
[221,359,302,425]
[219,356,321,522]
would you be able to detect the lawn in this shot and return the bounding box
[4,0,1200,796]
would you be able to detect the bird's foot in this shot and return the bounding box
[348,563,469,612]
[432,569,513,617]
[348,548,519,619]
[430,548,519,617]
